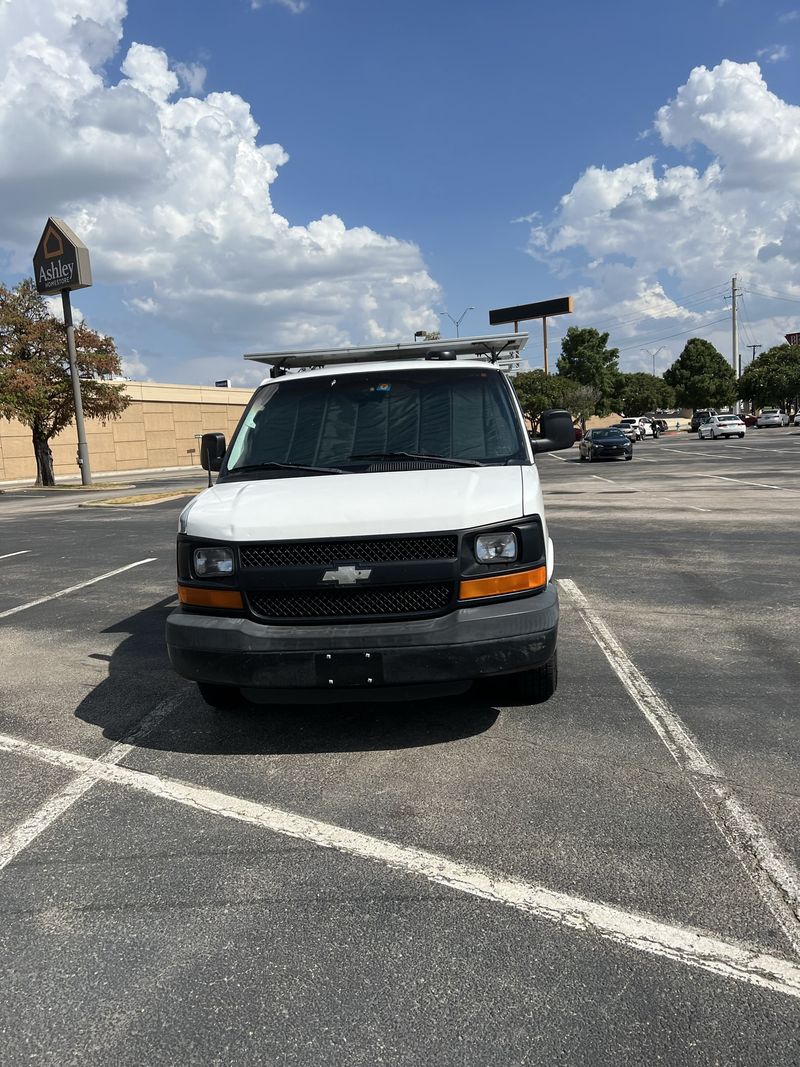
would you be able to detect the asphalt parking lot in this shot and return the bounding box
[1,428,799,1066]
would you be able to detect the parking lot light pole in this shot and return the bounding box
[440,307,474,337]
[643,346,666,377]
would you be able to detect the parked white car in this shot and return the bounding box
[617,417,651,440]
[756,409,790,428]
[698,415,746,439]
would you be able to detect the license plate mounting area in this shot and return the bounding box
[314,651,383,688]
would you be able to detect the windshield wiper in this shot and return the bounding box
[350,450,484,467]
[227,461,344,475]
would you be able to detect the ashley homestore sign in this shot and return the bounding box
[33,217,92,294]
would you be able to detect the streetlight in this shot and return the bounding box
[642,346,666,376]
[440,306,474,337]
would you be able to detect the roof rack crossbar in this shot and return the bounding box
[245,333,528,371]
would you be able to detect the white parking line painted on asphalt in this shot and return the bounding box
[661,499,710,513]
[559,578,800,958]
[0,551,30,561]
[693,473,799,493]
[661,448,740,460]
[735,445,800,454]
[0,558,157,620]
[0,732,799,1001]
[0,697,182,872]
[590,474,617,484]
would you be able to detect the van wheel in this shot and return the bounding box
[738,433,744,438]
[494,652,557,706]
[197,682,241,710]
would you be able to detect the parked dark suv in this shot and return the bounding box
[690,408,717,432]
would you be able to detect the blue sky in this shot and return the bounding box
[2,0,800,384]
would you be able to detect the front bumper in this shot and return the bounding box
[166,582,558,697]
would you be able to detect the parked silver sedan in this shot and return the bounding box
[756,409,789,428]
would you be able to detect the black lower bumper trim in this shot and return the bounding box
[168,629,557,692]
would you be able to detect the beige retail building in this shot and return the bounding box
[0,382,254,483]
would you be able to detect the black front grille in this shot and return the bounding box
[248,582,453,621]
[240,535,458,568]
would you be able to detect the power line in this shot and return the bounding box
[737,290,757,349]
[590,289,729,334]
[616,315,730,352]
[745,288,800,306]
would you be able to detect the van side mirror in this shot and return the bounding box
[529,409,575,453]
[200,432,226,476]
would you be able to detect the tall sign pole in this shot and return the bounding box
[33,218,93,485]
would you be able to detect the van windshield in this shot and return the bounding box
[224,367,527,477]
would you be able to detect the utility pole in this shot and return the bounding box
[747,343,761,365]
[731,275,740,414]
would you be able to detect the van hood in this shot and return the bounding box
[182,466,527,541]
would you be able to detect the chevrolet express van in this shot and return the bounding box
[166,334,574,707]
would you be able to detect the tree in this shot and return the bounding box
[0,279,130,485]
[616,372,676,416]
[556,327,620,413]
[512,371,599,429]
[663,338,736,409]
[737,344,800,410]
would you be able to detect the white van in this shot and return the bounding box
[165,334,574,708]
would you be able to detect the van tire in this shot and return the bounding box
[494,652,557,706]
[197,682,241,710]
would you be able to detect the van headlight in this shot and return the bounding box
[193,547,235,577]
[475,532,518,563]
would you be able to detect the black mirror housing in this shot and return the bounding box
[200,432,227,472]
[530,409,575,453]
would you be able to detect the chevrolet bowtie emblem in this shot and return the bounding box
[321,565,372,585]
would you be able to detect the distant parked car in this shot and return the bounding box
[617,417,647,440]
[690,409,718,432]
[651,419,668,434]
[698,414,746,439]
[579,428,633,461]
[742,413,758,427]
[756,409,790,428]
[573,425,584,441]
[618,418,644,439]
[793,412,800,426]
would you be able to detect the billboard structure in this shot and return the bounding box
[489,296,573,374]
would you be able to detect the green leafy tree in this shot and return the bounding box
[617,372,676,416]
[663,337,736,409]
[737,344,800,410]
[556,327,620,413]
[512,371,599,429]
[512,370,560,428]
[549,378,601,426]
[0,278,130,485]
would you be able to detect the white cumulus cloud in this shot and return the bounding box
[528,60,800,371]
[0,0,440,383]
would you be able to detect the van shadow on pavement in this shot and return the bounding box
[74,597,500,756]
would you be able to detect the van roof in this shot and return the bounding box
[244,332,528,377]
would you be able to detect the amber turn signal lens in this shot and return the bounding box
[178,585,243,609]
[458,566,547,601]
